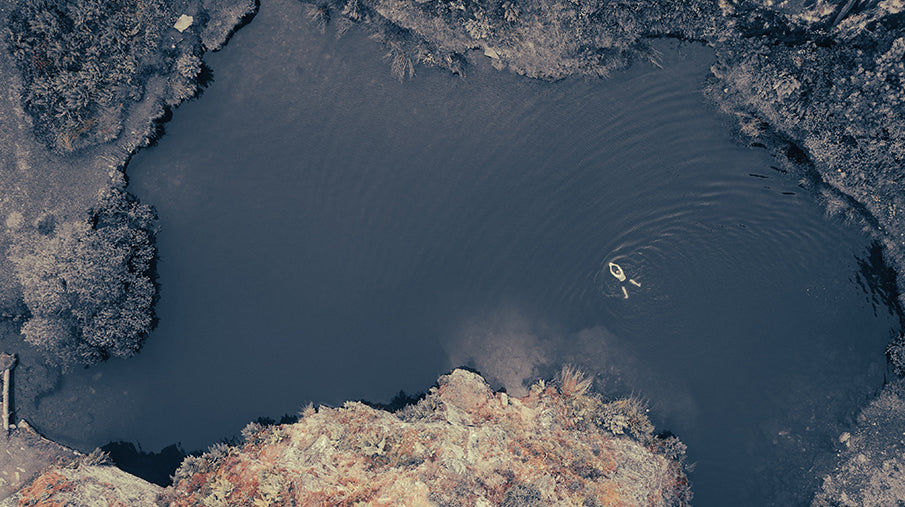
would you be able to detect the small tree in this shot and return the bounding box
[8,189,158,366]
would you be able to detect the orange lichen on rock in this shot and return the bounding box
[15,470,73,507]
[167,367,692,506]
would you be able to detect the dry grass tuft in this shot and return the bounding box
[557,364,593,398]
[81,448,111,466]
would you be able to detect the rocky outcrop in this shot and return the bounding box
[2,369,690,505]
[162,368,690,506]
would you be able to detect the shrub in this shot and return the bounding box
[8,188,158,366]
[4,0,175,152]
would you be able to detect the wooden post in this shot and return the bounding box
[0,353,17,434]
[2,367,8,433]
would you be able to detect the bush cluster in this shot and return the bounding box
[8,189,158,366]
[4,0,201,153]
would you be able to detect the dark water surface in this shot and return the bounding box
[33,0,901,505]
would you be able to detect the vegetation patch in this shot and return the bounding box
[3,0,203,153]
[7,188,158,366]
[299,0,722,80]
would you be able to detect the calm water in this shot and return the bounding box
[31,0,901,504]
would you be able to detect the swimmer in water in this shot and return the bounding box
[609,261,641,298]
[608,262,626,282]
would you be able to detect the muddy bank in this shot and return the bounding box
[0,420,84,499]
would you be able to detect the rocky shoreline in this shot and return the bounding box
[2,368,693,506]
[708,0,905,313]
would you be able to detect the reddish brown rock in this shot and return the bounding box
[1,368,690,506]
[164,368,691,506]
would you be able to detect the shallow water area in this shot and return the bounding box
[29,0,902,505]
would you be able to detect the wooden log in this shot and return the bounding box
[3,368,8,433]
[0,354,17,433]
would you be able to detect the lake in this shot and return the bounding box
[29,0,902,504]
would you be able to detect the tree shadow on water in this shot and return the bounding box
[100,441,187,487]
